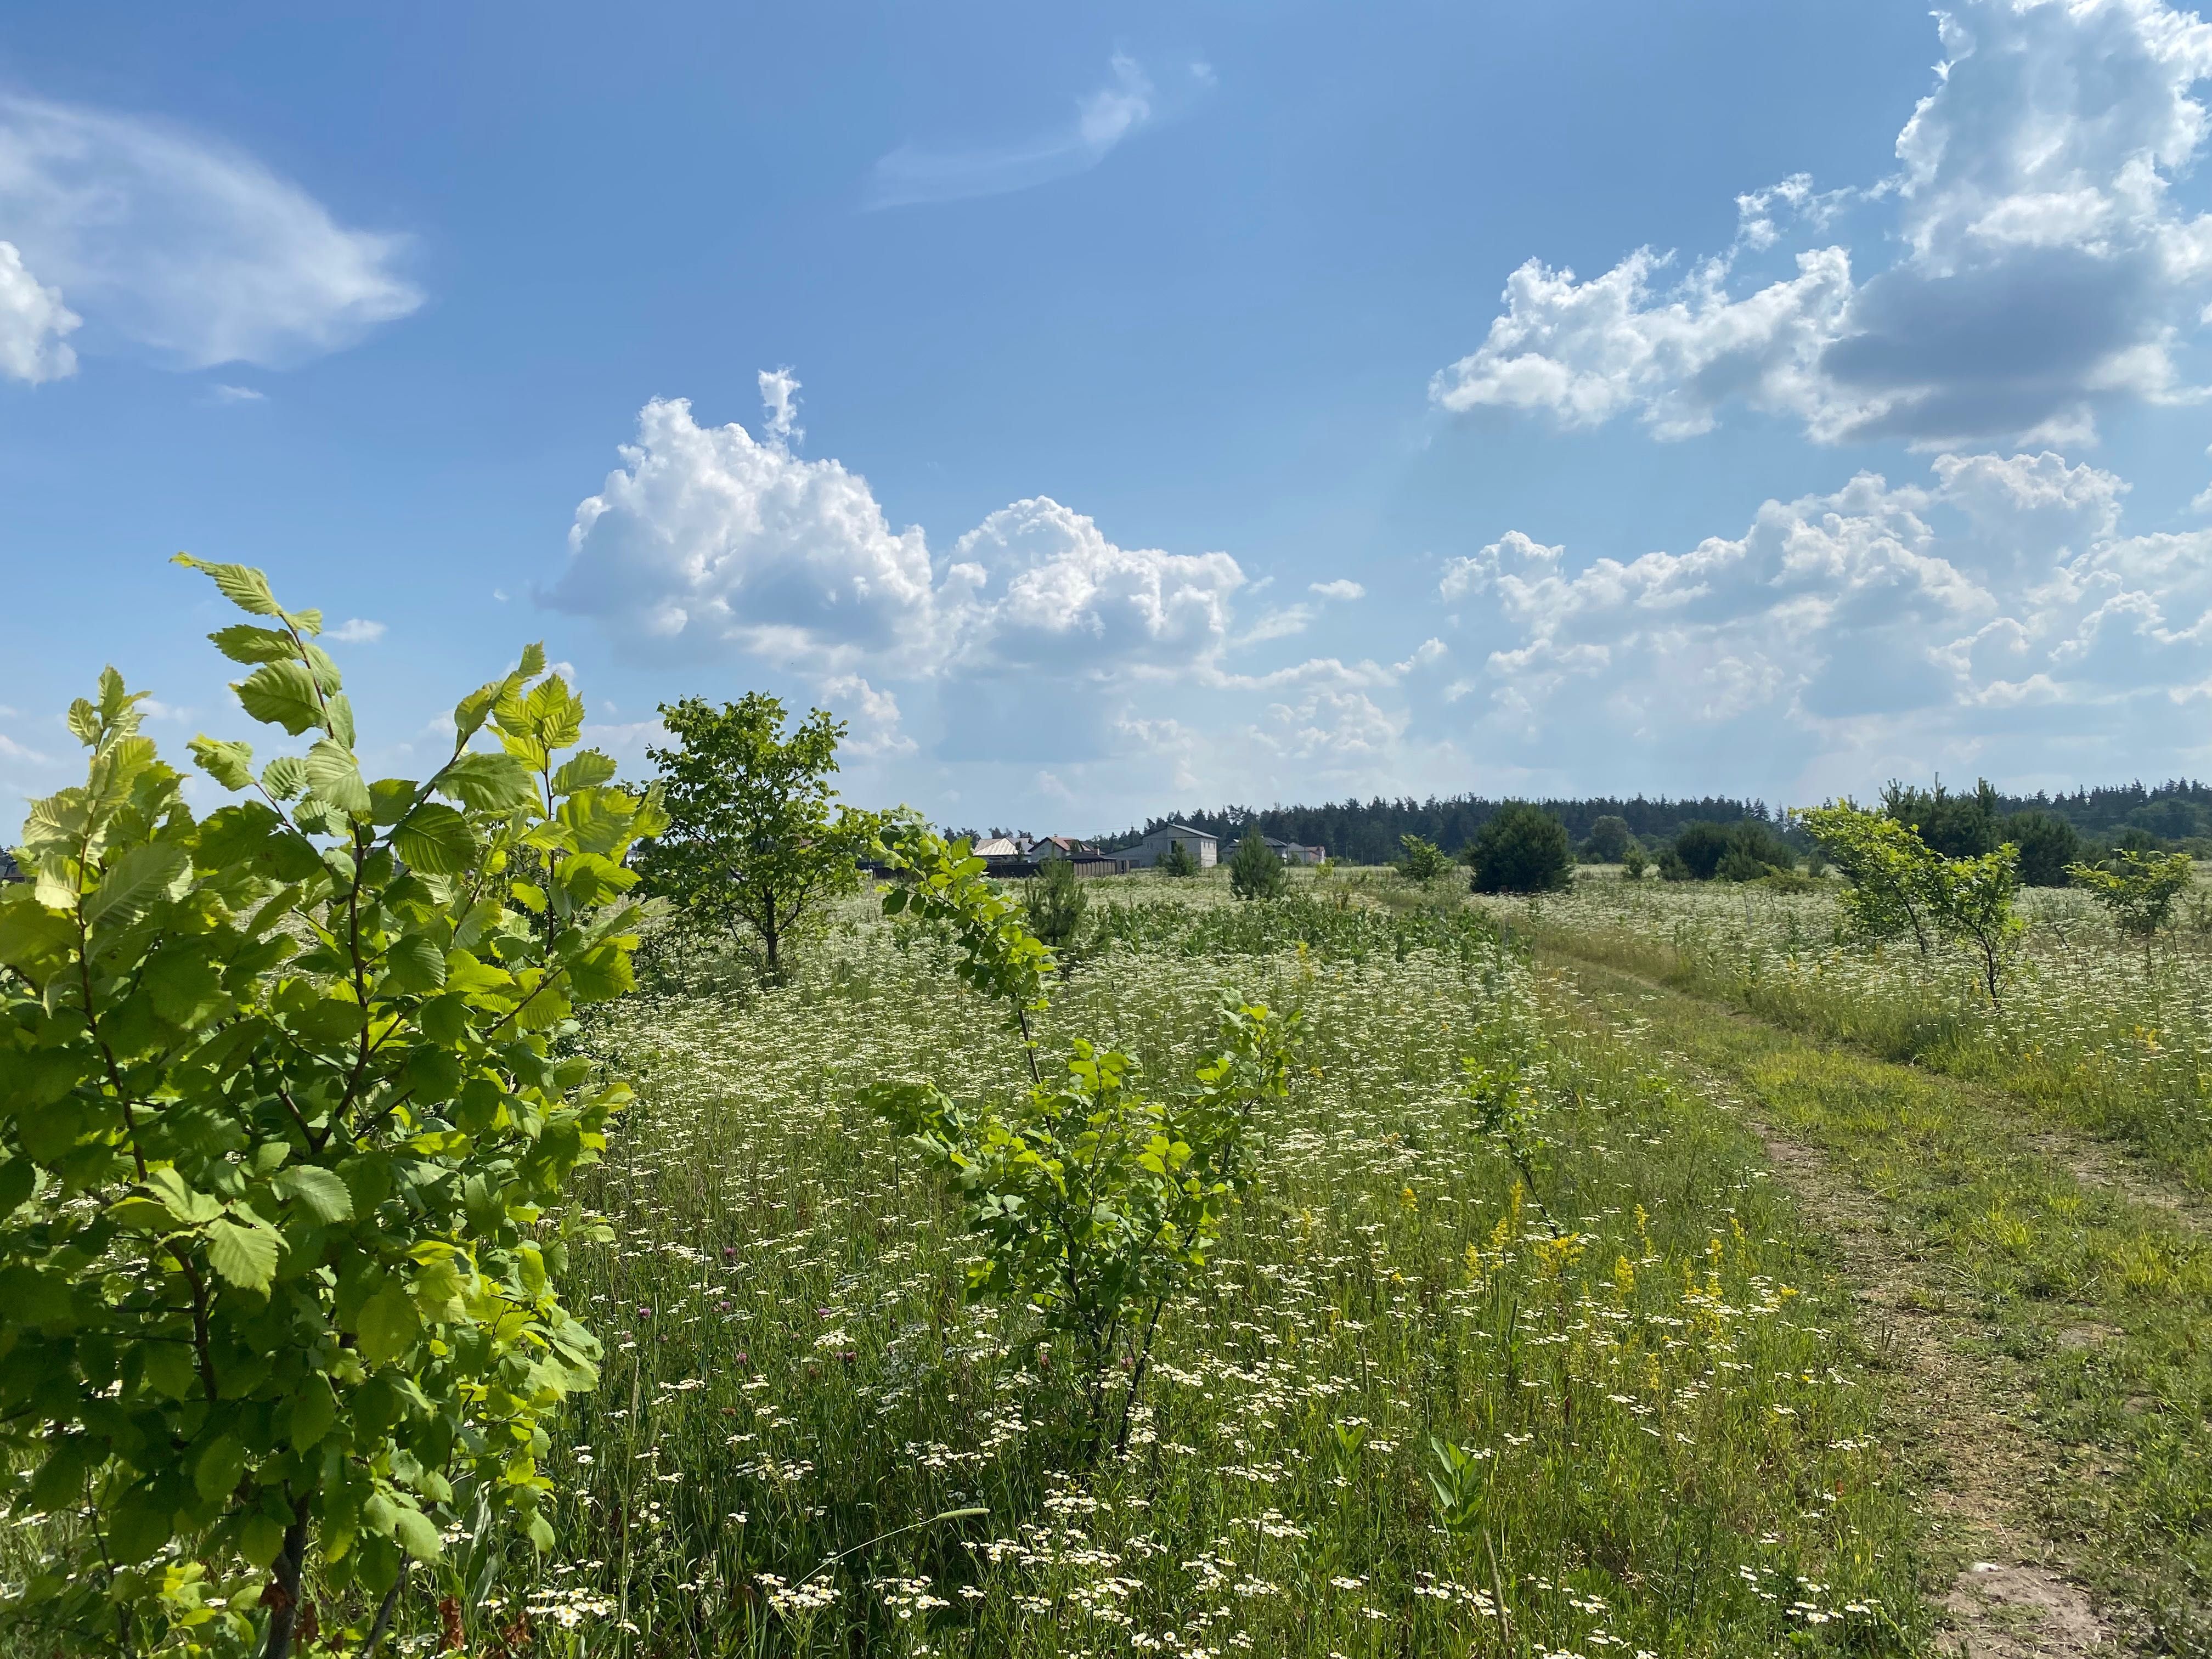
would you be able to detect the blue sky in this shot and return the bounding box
[7,1,2212,833]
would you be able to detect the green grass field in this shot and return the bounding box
[31,866,2212,1656]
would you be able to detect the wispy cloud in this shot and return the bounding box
[208,382,265,404]
[0,94,421,374]
[865,54,1209,211]
[1310,579,1366,601]
[329,618,386,644]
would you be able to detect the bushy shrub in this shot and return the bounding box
[1580,815,1633,864]
[1468,804,1572,895]
[1229,829,1288,900]
[1158,838,1200,878]
[1621,844,1650,881]
[1672,820,1794,882]
[2003,811,2080,887]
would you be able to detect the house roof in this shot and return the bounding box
[972,836,1022,858]
[1152,822,1215,840]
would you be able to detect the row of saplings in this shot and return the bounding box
[1404,798,2190,1006]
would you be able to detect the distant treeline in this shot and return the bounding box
[1105,779,2212,866]
[1104,796,1789,867]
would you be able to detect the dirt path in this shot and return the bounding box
[1544,943,2212,1234]
[1542,955,2126,1658]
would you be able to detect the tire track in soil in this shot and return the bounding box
[1541,955,2131,1659]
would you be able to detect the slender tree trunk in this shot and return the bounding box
[259,1499,312,1659]
[363,1562,408,1655]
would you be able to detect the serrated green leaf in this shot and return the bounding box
[410,1254,469,1323]
[439,751,537,812]
[392,1504,444,1562]
[207,624,297,664]
[174,554,282,617]
[359,778,414,829]
[289,1375,337,1449]
[145,1167,224,1226]
[188,736,257,790]
[262,754,309,800]
[393,802,477,874]
[107,1496,172,1564]
[274,1165,354,1224]
[235,661,325,735]
[83,841,189,931]
[326,691,357,747]
[195,1432,247,1503]
[551,749,617,796]
[206,1216,280,1291]
[240,1510,288,1567]
[385,933,448,994]
[305,738,372,818]
[518,642,547,679]
[356,1280,421,1364]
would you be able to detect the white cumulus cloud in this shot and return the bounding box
[1431,445,2212,794]
[0,240,78,383]
[547,374,1247,686]
[1432,0,2212,447]
[328,618,386,644]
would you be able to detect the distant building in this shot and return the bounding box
[1265,836,1328,866]
[1122,823,1218,870]
[1042,837,1130,878]
[970,836,1024,864]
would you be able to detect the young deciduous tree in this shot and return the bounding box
[1803,802,2027,1003]
[1800,804,1940,955]
[1927,846,2025,1006]
[867,826,1299,1460]
[637,694,876,980]
[1396,834,1453,884]
[2068,849,2195,964]
[0,558,659,1659]
[1228,830,1287,900]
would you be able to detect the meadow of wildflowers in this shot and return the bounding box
[426,881,1931,1658]
[1510,876,2212,1192]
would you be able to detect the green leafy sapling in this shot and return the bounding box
[2068,848,2196,966]
[1799,803,1939,955]
[0,557,663,1659]
[865,826,1300,1459]
[1396,834,1453,885]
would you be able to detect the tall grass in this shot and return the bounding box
[428,901,1929,1657]
[1513,877,2212,1189]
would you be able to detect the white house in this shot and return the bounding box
[1265,836,1328,866]
[1122,823,1218,869]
